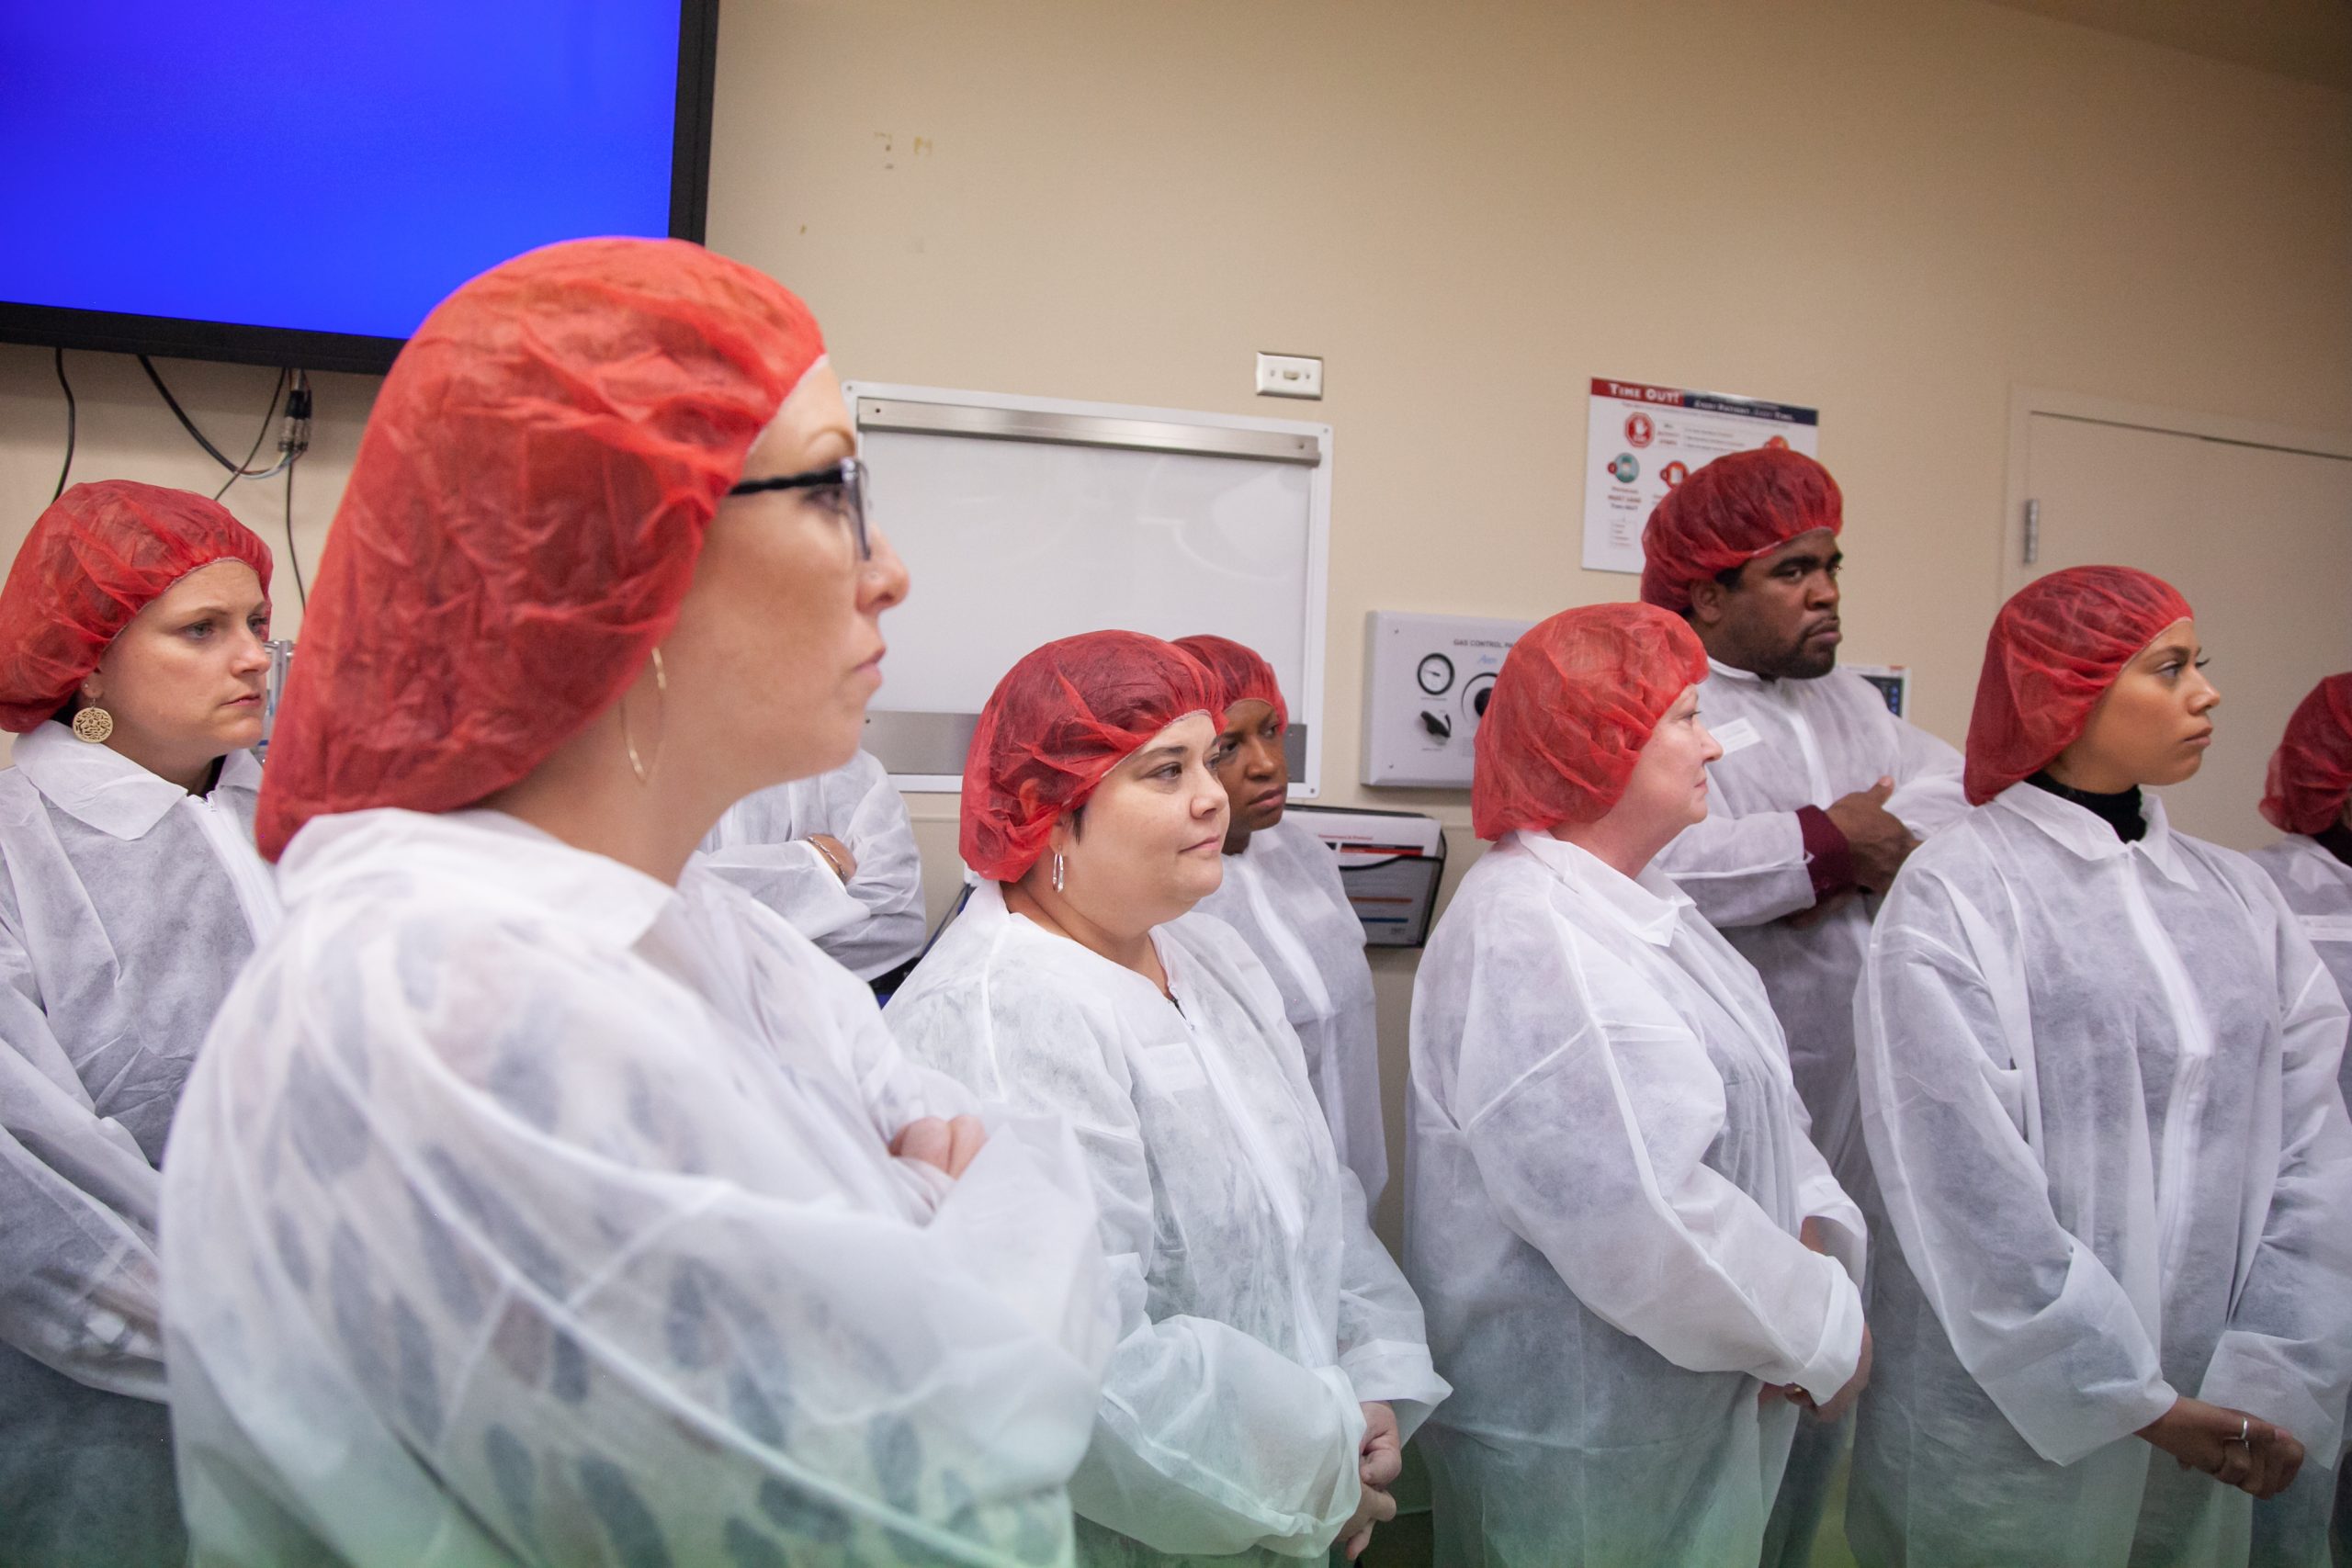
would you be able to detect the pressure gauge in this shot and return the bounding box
[1417,652,1454,695]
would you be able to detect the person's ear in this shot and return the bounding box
[1687,580,1727,628]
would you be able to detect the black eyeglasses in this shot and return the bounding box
[727,456,871,560]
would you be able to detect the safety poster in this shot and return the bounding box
[1581,378,1820,574]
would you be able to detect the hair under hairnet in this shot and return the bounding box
[1638,448,1843,614]
[1962,565,2195,806]
[254,238,826,861]
[1174,634,1288,733]
[1472,602,1712,840]
[0,481,274,733]
[961,631,1221,882]
[2261,673,2352,836]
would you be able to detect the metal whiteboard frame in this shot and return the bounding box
[846,380,1334,795]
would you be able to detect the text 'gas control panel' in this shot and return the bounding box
[1363,611,1535,787]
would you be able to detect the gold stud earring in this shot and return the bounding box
[71,706,113,744]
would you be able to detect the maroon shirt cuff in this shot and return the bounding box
[1797,806,1856,902]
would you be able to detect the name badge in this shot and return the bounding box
[1708,717,1762,757]
[2301,915,2352,944]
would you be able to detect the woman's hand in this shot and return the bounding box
[2137,1397,2305,1498]
[805,833,857,883]
[1810,1323,1872,1423]
[1336,1402,1403,1560]
[889,1114,988,1179]
[1758,1324,1872,1423]
[1358,1401,1403,1488]
[1335,1468,1397,1562]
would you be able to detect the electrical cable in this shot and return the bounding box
[282,425,309,610]
[50,348,77,503]
[213,368,290,501]
[138,354,293,479]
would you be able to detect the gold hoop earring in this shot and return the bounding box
[1051,851,1066,894]
[71,706,114,744]
[621,649,667,785]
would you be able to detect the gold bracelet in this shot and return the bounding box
[809,839,849,883]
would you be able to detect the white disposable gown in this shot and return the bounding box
[1191,815,1386,1204]
[2248,834,2352,1566]
[161,807,1116,1568]
[885,882,1449,1565]
[695,749,926,981]
[1851,784,2352,1568]
[1405,829,1867,1568]
[0,722,277,1567]
[1655,661,1969,1183]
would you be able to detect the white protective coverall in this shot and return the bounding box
[1405,829,1867,1568]
[885,881,1450,1566]
[0,722,277,1568]
[1655,660,1969,1183]
[2248,834,2352,1566]
[161,807,1116,1568]
[695,749,926,982]
[1851,784,2352,1568]
[1191,814,1387,1205]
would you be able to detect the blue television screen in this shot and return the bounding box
[0,1,713,369]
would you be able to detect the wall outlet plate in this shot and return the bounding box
[1256,352,1324,400]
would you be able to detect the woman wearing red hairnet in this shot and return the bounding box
[886,631,1447,1565]
[1405,602,1869,1568]
[0,479,277,1568]
[1177,634,1387,1206]
[1849,567,2352,1568]
[2248,674,2352,1565]
[157,239,1118,1568]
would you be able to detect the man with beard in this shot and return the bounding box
[1643,447,1969,1568]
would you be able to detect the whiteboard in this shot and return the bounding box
[846,381,1332,794]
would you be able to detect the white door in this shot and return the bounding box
[2013,412,2352,848]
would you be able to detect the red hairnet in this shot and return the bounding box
[1638,448,1843,613]
[2260,674,2352,836]
[1472,602,1711,840]
[1174,634,1288,732]
[255,238,825,861]
[962,631,1222,882]
[1963,566,2195,806]
[0,480,273,733]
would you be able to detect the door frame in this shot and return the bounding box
[2000,386,2352,580]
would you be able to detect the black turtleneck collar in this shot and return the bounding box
[2313,820,2352,870]
[2027,771,2146,843]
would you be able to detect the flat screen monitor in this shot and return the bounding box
[0,1,718,373]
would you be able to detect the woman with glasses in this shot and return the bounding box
[692,464,927,993]
[159,239,1116,1568]
[887,631,1447,1566]
[0,480,277,1568]
[1849,568,2352,1567]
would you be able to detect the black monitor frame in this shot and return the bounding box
[0,0,721,377]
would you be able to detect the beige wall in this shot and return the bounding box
[0,0,2345,1233]
[697,0,2350,1229]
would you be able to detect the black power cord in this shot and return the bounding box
[280,373,311,609]
[50,349,76,502]
[138,354,299,482]
[213,368,290,501]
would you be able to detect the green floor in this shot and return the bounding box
[1359,1444,1863,1568]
